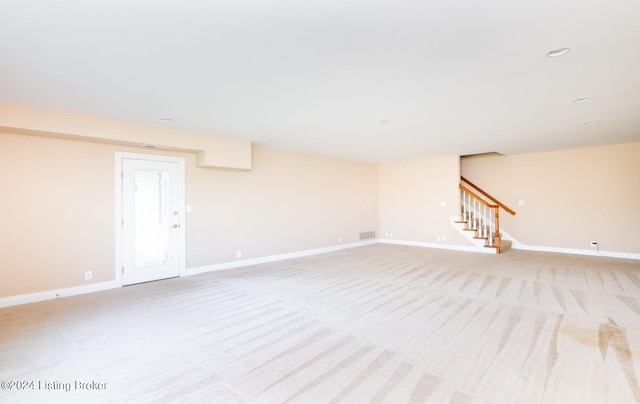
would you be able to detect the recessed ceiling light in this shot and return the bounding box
[585,121,599,125]
[546,47,570,57]
[160,117,173,122]
[260,136,269,140]
[378,118,389,123]
[574,97,591,103]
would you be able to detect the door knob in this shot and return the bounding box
[171,224,179,229]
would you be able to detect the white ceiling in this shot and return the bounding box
[2,0,640,163]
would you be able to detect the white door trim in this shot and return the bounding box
[115,152,186,286]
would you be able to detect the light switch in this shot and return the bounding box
[186,205,193,213]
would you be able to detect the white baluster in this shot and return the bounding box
[486,206,490,239]
[466,192,471,227]
[462,190,466,224]
[485,205,488,239]
[469,197,472,229]
[471,198,477,229]
[473,198,477,230]
[482,204,486,239]
[484,205,488,241]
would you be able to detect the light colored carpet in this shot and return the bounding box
[1,244,639,403]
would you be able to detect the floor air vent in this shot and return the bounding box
[359,231,376,240]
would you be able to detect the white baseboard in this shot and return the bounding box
[381,235,640,260]
[185,240,379,276]
[379,238,495,254]
[499,229,640,260]
[0,280,120,309]
[3,236,636,309]
[511,244,640,260]
[0,241,378,308]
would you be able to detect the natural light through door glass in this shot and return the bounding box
[134,169,170,268]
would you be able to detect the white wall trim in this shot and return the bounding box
[381,233,640,260]
[1,241,378,308]
[512,244,640,260]
[185,240,379,275]
[3,235,637,308]
[379,238,495,254]
[499,229,640,260]
[0,281,120,308]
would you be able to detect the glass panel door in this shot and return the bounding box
[121,158,181,285]
[134,169,170,268]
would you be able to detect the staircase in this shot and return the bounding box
[452,177,516,254]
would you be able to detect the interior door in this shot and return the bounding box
[121,157,182,285]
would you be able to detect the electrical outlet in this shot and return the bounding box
[84,271,92,280]
[338,237,342,243]
[236,250,242,258]
[590,241,598,247]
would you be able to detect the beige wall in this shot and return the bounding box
[3,123,637,299]
[1,133,117,297]
[186,146,379,267]
[379,155,469,246]
[461,142,640,253]
[0,101,252,169]
[0,131,378,298]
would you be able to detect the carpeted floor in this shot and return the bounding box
[1,244,639,403]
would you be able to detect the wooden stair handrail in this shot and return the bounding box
[458,184,499,209]
[460,176,516,215]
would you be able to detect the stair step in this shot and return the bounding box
[473,236,488,240]
[463,228,477,232]
[500,239,513,252]
[483,240,513,253]
[454,220,467,224]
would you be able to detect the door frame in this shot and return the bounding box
[115,152,186,286]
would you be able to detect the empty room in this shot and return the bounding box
[1,1,640,403]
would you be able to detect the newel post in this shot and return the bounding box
[494,209,500,254]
